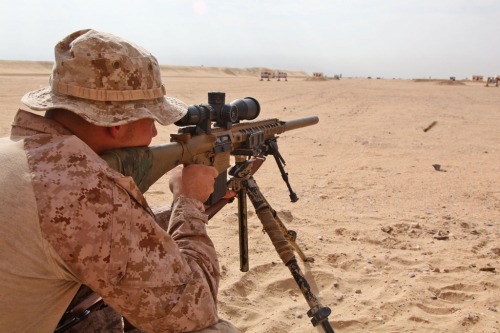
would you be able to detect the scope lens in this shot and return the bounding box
[230,97,260,120]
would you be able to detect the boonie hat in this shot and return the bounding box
[22,29,187,126]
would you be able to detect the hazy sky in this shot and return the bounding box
[0,0,498,79]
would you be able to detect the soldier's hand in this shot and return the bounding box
[169,164,218,203]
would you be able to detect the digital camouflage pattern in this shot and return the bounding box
[0,110,222,332]
[21,29,187,126]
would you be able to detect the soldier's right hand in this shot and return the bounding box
[169,164,218,203]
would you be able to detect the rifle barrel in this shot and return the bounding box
[284,116,319,131]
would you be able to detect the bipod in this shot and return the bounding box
[227,157,335,333]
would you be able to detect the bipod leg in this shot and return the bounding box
[261,196,314,263]
[237,186,249,272]
[226,158,250,272]
[244,176,335,333]
[267,138,298,202]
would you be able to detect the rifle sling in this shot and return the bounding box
[70,292,103,317]
[55,292,104,333]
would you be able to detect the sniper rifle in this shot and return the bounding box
[57,92,335,333]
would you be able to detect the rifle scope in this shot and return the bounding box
[175,92,260,128]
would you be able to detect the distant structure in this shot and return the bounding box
[260,71,272,81]
[313,72,324,78]
[471,75,484,82]
[277,72,288,81]
[485,76,499,87]
[260,71,287,81]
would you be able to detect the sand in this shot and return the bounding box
[1,61,499,332]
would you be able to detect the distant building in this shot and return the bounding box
[470,75,484,81]
[260,71,288,81]
[277,72,287,81]
[485,76,499,87]
[260,71,272,81]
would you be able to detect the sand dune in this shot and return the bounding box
[0,60,54,75]
[0,60,308,78]
[0,61,499,332]
[161,65,308,78]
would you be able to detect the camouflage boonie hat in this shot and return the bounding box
[22,29,187,126]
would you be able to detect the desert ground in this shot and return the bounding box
[0,61,499,333]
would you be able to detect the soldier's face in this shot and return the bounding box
[120,118,158,147]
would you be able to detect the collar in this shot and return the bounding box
[10,109,73,139]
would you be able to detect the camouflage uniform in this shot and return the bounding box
[0,29,240,333]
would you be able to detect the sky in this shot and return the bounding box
[0,0,498,79]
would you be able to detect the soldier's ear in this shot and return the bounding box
[107,125,123,139]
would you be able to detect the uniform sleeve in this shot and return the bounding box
[41,179,220,332]
[90,189,220,333]
[166,196,221,300]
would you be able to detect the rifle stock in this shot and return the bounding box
[100,116,319,194]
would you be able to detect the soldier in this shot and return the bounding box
[0,29,239,333]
